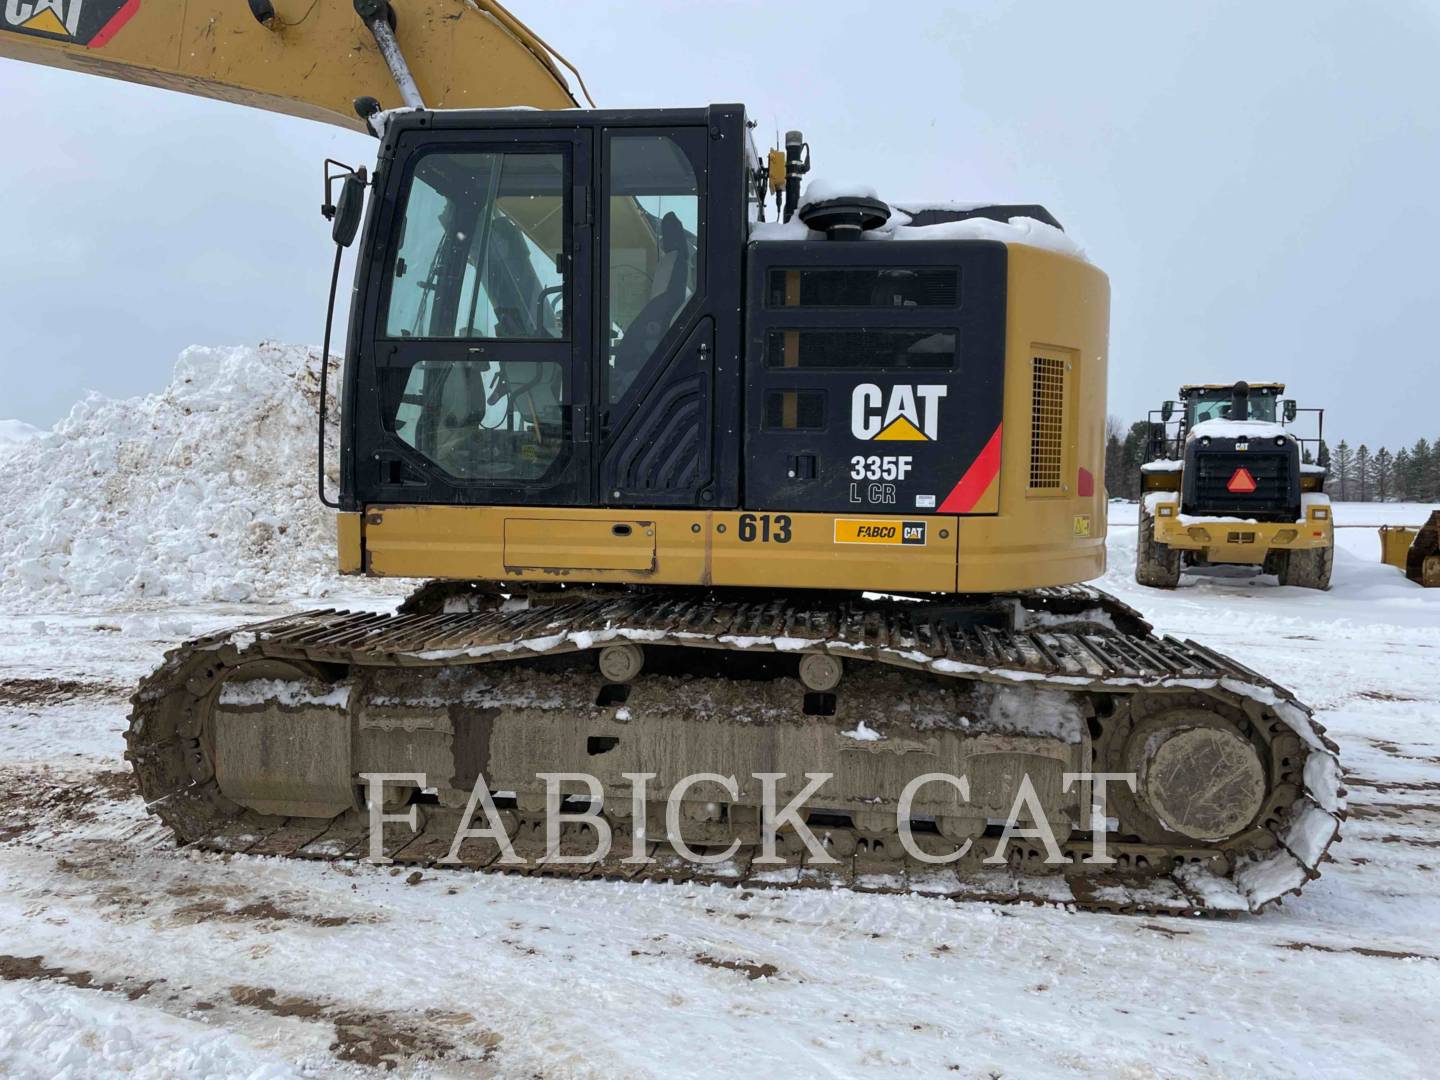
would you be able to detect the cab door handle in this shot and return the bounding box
[567,404,592,440]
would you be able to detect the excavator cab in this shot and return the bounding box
[340,110,731,518]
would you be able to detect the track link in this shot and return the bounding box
[126,586,1343,915]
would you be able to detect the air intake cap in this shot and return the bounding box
[799,195,891,240]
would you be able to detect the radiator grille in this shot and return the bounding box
[1190,451,1293,517]
[1029,356,1066,489]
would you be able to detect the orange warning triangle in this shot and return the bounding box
[1227,467,1258,494]
[873,415,928,441]
[21,7,69,36]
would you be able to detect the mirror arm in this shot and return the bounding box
[317,243,345,510]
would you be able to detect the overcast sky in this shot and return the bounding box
[2,0,1437,449]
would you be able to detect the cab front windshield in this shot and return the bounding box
[1186,390,1277,425]
[380,149,570,482]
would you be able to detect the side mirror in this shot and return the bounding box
[332,173,366,248]
[321,159,368,248]
[1284,399,1298,422]
[1161,400,1174,421]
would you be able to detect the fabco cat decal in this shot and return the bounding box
[2,1,140,48]
[833,519,928,546]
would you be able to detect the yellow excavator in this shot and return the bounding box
[4,1,1342,914]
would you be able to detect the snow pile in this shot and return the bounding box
[0,419,44,455]
[0,343,397,610]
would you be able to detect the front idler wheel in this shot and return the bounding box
[1121,707,1269,843]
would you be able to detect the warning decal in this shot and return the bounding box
[1227,467,1258,494]
[834,519,928,546]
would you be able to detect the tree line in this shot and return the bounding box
[1324,439,1440,502]
[1104,417,1440,503]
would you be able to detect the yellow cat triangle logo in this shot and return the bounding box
[873,415,929,441]
[21,8,69,36]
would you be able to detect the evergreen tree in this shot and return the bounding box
[1405,438,1430,500]
[1117,420,1152,501]
[1409,439,1431,501]
[1425,437,1440,501]
[1317,439,1331,473]
[1331,440,1352,501]
[1104,415,1126,500]
[1374,447,1394,502]
[1355,444,1371,502]
[1393,447,1412,500]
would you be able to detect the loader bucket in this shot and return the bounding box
[1406,511,1440,587]
[1379,524,1419,570]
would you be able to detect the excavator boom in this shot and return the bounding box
[0,0,579,130]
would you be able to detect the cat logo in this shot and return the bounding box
[2,1,141,48]
[851,383,948,442]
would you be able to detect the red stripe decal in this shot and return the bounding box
[938,424,1002,513]
[88,0,142,49]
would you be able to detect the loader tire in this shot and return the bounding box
[1278,544,1333,590]
[1135,505,1181,588]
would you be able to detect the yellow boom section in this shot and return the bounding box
[0,0,579,131]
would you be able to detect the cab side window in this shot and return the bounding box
[604,134,701,403]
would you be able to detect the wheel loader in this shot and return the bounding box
[3,1,1342,914]
[1138,382,1334,589]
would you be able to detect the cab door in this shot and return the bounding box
[358,129,594,507]
[596,125,727,507]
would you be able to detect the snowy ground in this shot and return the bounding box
[1,502,1437,1078]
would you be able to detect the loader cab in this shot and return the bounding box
[1147,382,1290,463]
[1179,383,1283,427]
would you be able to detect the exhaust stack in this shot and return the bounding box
[1231,381,1251,422]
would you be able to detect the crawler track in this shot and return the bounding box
[126,587,1344,915]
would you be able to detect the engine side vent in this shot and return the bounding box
[1029,355,1066,490]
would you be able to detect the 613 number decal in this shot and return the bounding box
[737,513,792,543]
